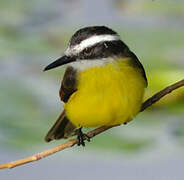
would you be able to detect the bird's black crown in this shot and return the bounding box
[69,26,117,46]
[68,26,129,60]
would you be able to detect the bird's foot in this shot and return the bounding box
[77,128,90,146]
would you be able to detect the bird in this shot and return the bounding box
[44,26,147,146]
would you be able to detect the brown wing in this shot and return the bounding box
[59,66,77,102]
[45,66,78,142]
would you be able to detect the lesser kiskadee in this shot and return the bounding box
[44,26,147,146]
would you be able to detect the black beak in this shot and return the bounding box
[44,55,75,71]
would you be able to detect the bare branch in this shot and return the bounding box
[140,79,184,111]
[0,79,183,169]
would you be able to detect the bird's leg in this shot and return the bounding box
[77,128,90,146]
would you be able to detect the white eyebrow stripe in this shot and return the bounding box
[66,34,120,55]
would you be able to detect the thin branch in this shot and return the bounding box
[0,79,184,170]
[141,79,184,112]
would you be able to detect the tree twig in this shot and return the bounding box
[0,79,184,169]
[140,79,184,112]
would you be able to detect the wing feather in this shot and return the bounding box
[45,66,77,142]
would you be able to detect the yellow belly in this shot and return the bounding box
[65,59,146,128]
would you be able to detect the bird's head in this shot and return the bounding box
[44,26,129,71]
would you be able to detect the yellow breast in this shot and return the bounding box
[65,58,147,128]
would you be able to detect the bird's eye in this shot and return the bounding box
[84,47,92,55]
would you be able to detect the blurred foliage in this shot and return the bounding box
[115,0,184,16]
[88,132,152,153]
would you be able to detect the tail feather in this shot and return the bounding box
[45,111,76,142]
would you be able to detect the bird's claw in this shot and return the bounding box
[77,128,90,146]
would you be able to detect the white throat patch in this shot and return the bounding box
[70,58,114,71]
[65,34,119,56]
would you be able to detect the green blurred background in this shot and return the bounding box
[0,0,184,179]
